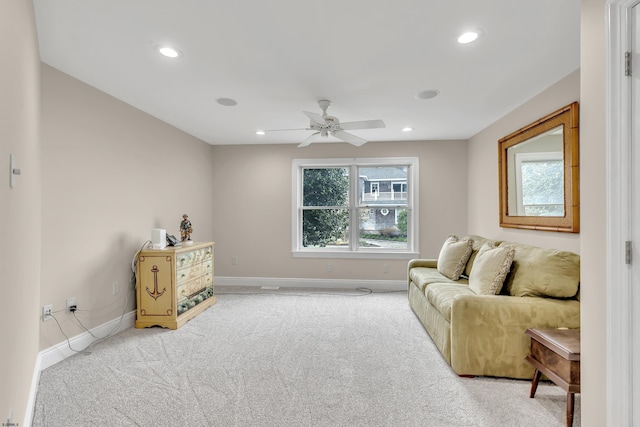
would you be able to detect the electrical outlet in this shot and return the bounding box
[232,256,238,265]
[66,297,76,313]
[327,263,333,272]
[383,264,390,273]
[42,304,53,321]
[113,282,119,296]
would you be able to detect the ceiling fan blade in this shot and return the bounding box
[303,111,327,126]
[333,130,368,146]
[298,132,320,148]
[339,119,386,130]
[263,128,310,132]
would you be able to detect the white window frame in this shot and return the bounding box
[292,157,419,259]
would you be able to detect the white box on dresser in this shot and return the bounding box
[135,241,216,329]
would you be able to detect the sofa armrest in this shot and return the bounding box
[407,259,438,286]
[408,259,438,269]
[449,294,580,378]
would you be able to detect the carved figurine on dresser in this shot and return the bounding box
[180,214,193,241]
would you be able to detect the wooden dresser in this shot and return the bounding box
[135,242,216,329]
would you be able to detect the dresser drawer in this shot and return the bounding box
[177,247,212,267]
[178,273,212,299]
[177,259,212,284]
[177,276,206,300]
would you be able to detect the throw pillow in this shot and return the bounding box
[463,235,499,277]
[437,235,473,280]
[468,243,516,295]
[500,242,580,298]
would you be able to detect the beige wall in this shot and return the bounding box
[211,140,468,281]
[0,1,41,424]
[40,65,215,349]
[467,69,581,253]
[580,0,607,425]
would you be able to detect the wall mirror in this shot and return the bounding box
[498,102,579,233]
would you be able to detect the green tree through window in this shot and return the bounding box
[397,209,407,235]
[302,168,349,247]
[521,159,564,216]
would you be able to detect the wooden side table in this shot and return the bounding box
[525,328,580,427]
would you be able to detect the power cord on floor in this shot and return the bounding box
[50,313,92,355]
[77,274,134,352]
[50,242,143,355]
[363,288,407,294]
[72,311,98,338]
[66,240,148,351]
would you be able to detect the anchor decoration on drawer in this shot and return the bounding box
[146,265,167,300]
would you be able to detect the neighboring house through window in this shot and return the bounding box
[292,157,419,259]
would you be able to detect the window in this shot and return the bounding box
[370,182,379,198]
[292,157,419,258]
[514,152,564,216]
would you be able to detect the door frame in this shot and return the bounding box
[606,0,637,425]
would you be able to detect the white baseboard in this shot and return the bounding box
[215,276,407,291]
[39,310,136,371]
[24,351,42,427]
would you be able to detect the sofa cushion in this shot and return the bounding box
[500,241,580,298]
[463,235,501,277]
[409,267,467,292]
[437,235,473,280]
[426,283,475,321]
[468,243,516,295]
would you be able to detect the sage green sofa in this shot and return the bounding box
[408,235,580,379]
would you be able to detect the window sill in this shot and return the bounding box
[292,251,419,260]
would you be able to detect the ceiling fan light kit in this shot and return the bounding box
[263,100,385,147]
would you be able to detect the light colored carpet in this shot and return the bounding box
[33,286,580,426]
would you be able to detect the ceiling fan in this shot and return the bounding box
[266,100,386,147]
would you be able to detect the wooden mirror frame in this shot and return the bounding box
[498,102,579,233]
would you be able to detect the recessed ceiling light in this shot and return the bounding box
[402,127,413,132]
[457,31,481,44]
[217,98,238,107]
[157,46,182,58]
[256,130,266,135]
[415,90,440,100]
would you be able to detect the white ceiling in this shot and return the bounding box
[32,0,580,146]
